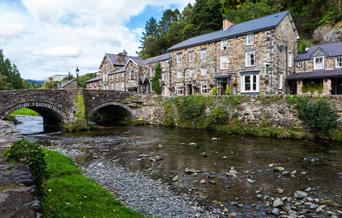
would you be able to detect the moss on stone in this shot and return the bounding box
[63,90,88,132]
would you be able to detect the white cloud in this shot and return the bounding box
[1,0,194,79]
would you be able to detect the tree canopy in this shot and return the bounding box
[0,51,26,90]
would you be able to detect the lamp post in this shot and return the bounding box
[75,66,79,81]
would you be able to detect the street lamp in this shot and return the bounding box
[75,66,80,82]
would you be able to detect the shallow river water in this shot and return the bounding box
[16,115,342,217]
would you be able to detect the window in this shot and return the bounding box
[245,51,256,67]
[188,70,193,79]
[177,71,183,79]
[246,34,254,46]
[162,73,166,81]
[336,57,342,68]
[241,73,259,93]
[288,52,293,67]
[278,74,283,90]
[129,71,135,80]
[200,49,207,60]
[200,68,207,76]
[220,40,228,50]
[176,54,182,64]
[220,56,229,70]
[264,63,271,75]
[188,52,194,62]
[175,85,183,95]
[201,83,209,94]
[314,56,324,70]
[149,68,154,77]
[296,62,302,68]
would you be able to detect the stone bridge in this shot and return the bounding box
[0,89,156,131]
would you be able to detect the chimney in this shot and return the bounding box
[222,19,233,30]
[117,50,127,64]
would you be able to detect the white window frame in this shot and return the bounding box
[264,63,271,75]
[314,56,324,70]
[149,68,154,78]
[175,85,183,96]
[129,70,135,80]
[200,83,209,94]
[278,74,283,90]
[176,54,182,64]
[220,56,229,70]
[177,71,183,79]
[240,73,259,93]
[335,57,342,68]
[220,40,228,50]
[188,52,194,62]
[245,51,256,67]
[200,68,207,76]
[288,52,293,67]
[296,62,302,68]
[246,34,254,46]
[161,72,166,81]
[200,49,207,60]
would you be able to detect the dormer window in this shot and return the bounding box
[246,34,254,46]
[314,56,324,70]
[336,57,342,68]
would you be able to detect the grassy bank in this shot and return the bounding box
[4,139,142,218]
[42,149,143,218]
[11,108,40,116]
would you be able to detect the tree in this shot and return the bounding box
[0,51,25,90]
[42,77,57,89]
[151,63,162,94]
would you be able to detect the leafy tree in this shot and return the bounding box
[78,72,97,88]
[42,77,57,89]
[151,63,162,94]
[0,51,25,90]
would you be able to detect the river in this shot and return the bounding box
[15,115,342,217]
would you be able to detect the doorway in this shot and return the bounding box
[331,77,342,95]
[216,76,230,95]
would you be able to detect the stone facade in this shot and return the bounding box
[169,13,298,96]
[292,42,342,96]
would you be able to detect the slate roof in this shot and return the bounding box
[58,79,77,88]
[296,41,342,61]
[111,67,126,74]
[143,53,170,64]
[168,11,290,51]
[105,53,141,66]
[85,76,101,83]
[287,69,342,80]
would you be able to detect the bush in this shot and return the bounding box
[211,87,217,95]
[205,107,230,127]
[5,139,47,191]
[173,96,207,120]
[151,63,162,94]
[298,99,338,135]
[225,84,231,95]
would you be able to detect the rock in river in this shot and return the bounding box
[274,166,285,172]
[294,190,308,199]
[273,198,284,207]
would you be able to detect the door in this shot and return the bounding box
[332,77,342,95]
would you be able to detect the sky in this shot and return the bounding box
[0,0,194,80]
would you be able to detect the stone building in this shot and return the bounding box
[143,53,170,96]
[167,11,298,96]
[57,79,80,90]
[85,76,101,90]
[288,41,342,95]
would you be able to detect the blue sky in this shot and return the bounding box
[0,0,194,80]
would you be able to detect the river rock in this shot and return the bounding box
[0,193,9,204]
[273,198,284,207]
[172,175,179,182]
[246,178,255,184]
[274,166,285,172]
[276,188,284,194]
[157,144,164,149]
[335,172,342,180]
[316,205,326,212]
[185,168,201,174]
[226,167,237,178]
[294,190,308,199]
[211,137,218,141]
[31,200,41,211]
[272,208,280,216]
[199,179,207,184]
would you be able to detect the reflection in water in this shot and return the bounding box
[29,126,342,214]
[15,115,43,134]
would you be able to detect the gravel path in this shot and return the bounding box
[52,147,215,218]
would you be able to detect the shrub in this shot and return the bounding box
[225,84,231,95]
[173,96,207,120]
[297,99,338,135]
[205,107,230,127]
[5,139,47,191]
[211,87,217,95]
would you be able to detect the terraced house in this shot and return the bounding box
[288,41,342,95]
[167,11,298,96]
[86,51,171,96]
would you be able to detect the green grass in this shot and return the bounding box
[11,108,40,116]
[42,149,143,218]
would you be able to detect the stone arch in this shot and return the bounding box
[88,102,135,125]
[0,101,67,132]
